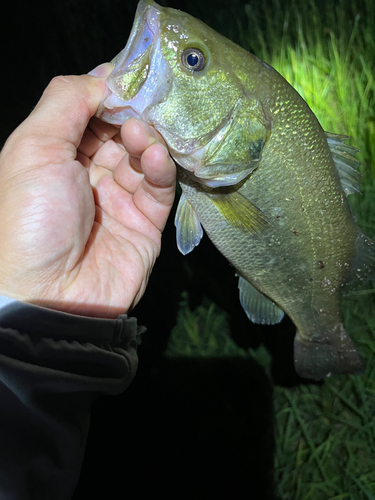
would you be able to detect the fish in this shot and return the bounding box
[96,0,375,380]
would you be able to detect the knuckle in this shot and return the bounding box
[47,74,77,90]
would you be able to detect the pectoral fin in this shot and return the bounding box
[175,193,204,255]
[209,191,270,235]
[238,276,284,324]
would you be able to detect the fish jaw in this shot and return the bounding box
[97,1,172,125]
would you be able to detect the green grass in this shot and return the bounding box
[165,291,273,375]
[240,0,375,216]
[166,291,375,499]
[165,0,375,498]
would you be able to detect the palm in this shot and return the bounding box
[64,217,155,318]
[0,104,175,318]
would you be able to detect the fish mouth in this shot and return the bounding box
[97,1,170,124]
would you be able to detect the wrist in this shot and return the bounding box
[0,295,19,309]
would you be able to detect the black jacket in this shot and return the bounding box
[0,299,143,500]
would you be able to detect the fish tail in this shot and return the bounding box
[294,325,365,380]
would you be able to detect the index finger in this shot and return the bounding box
[13,64,115,149]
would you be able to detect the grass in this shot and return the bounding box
[166,291,375,498]
[165,0,375,498]
[165,291,273,375]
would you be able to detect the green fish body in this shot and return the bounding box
[97,0,374,379]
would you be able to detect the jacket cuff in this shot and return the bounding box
[0,299,145,394]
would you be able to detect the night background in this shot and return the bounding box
[1,0,374,498]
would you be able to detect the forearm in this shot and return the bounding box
[0,298,143,500]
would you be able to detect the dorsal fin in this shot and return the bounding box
[326,132,362,196]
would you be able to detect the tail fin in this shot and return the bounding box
[294,326,365,380]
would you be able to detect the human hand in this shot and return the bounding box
[0,64,176,318]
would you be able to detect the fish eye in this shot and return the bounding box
[181,48,205,72]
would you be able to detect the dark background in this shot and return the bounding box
[1,1,302,498]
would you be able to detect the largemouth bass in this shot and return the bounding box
[97,0,374,380]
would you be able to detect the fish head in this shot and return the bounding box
[98,0,270,187]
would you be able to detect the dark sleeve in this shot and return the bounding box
[0,301,145,500]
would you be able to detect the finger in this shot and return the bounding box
[15,64,114,150]
[112,153,144,195]
[91,171,161,246]
[90,140,126,173]
[87,117,160,188]
[107,117,167,194]
[133,142,176,232]
[121,118,166,166]
[112,119,174,196]
[89,116,121,143]
[79,117,120,158]
[90,142,175,239]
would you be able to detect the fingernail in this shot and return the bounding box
[87,62,114,78]
[159,143,170,157]
[132,117,158,138]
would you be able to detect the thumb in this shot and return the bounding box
[8,63,114,153]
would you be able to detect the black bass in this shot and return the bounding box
[97,0,374,380]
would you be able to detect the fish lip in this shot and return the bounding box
[111,1,160,70]
[97,1,164,122]
[107,1,160,94]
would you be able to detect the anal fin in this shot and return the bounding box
[238,276,284,325]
